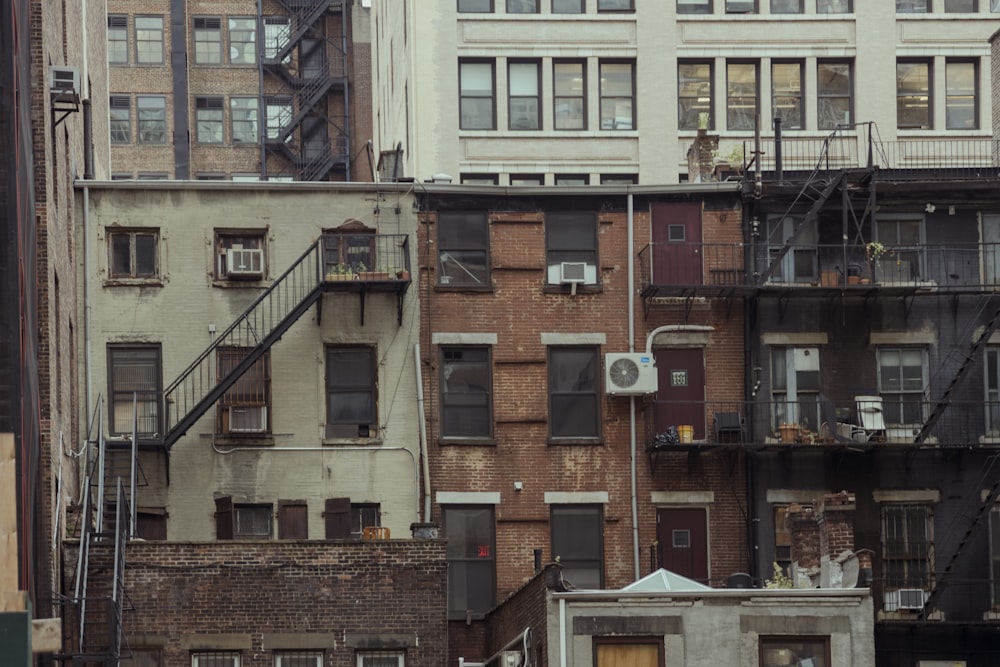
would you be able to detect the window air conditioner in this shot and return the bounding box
[884,588,928,612]
[49,66,80,102]
[500,651,522,667]
[553,262,597,285]
[605,353,658,395]
[228,406,267,433]
[226,248,264,278]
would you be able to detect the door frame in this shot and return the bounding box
[655,505,711,583]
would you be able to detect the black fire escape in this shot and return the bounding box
[261,0,350,181]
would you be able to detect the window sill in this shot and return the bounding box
[548,437,604,446]
[542,284,603,295]
[435,283,494,292]
[439,437,497,446]
[323,437,385,447]
[214,435,275,447]
[103,278,164,287]
[212,278,269,288]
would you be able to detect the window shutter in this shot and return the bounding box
[324,497,352,538]
[215,496,234,540]
[278,499,309,539]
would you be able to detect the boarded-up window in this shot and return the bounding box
[325,497,352,538]
[278,500,308,539]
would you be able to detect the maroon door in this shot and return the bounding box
[657,507,709,583]
[652,202,702,285]
[655,347,706,440]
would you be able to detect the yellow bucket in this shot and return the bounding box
[678,425,694,443]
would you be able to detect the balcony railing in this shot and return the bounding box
[321,233,411,283]
[639,242,1000,293]
[643,398,1000,450]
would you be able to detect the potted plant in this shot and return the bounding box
[357,262,390,281]
[866,241,888,283]
[325,264,355,281]
[394,267,410,281]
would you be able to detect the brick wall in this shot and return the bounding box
[65,538,448,667]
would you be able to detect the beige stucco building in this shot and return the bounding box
[372,0,998,185]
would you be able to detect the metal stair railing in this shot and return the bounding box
[161,239,324,448]
[269,0,331,64]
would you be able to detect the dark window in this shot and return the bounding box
[277,500,308,539]
[599,61,634,130]
[441,346,493,439]
[135,16,164,65]
[459,0,494,10]
[356,652,403,667]
[817,61,852,129]
[759,637,830,667]
[196,96,225,143]
[897,0,929,10]
[989,508,1000,607]
[552,0,584,12]
[109,229,158,279]
[554,61,586,130]
[597,0,634,9]
[326,346,376,438]
[877,347,926,425]
[507,0,538,11]
[555,174,589,185]
[228,18,257,64]
[897,60,931,129]
[438,212,489,286]
[817,0,851,10]
[136,511,167,540]
[324,497,352,538]
[108,16,129,64]
[110,96,131,144]
[678,0,713,13]
[509,61,541,130]
[460,173,499,185]
[510,174,544,185]
[678,62,712,130]
[443,506,496,618]
[770,0,802,12]
[546,212,597,285]
[193,17,222,64]
[235,504,272,539]
[352,503,382,538]
[460,61,496,130]
[945,0,976,10]
[108,345,161,437]
[274,652,323,667]
[726,0,757,11]
[601,174,637,184]
[945,60,977,130]
[772,61,803,130]
[881,504,933,592]
[548,346,600,440]
[137,96,166,143]
[551,504,603,588]
[217,347,271,435]
[727,61,757,131]
[191,652,241,667]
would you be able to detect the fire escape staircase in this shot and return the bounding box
[262,0,348,181]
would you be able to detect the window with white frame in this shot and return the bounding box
[881,503,933,592]
[193,17,222,65]
[273,651,323,667]
[553,60,586,130]
[770,347,821,433]
[459,61,495,130]
[945,60,977,130]
[817,61,852,130]
[508,61,540,130]
[191,653,240,667]
[877,348,927,426]
[727,61,757,131]
[135,16,164,64]
[356,652,404,667]
[771,61,803,130]
[599,60,634,130]
[228,18,257,64]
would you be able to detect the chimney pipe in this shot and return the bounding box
[83,99,93,179]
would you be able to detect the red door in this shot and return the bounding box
[655,347,706,440]
[657,507,709,583]
[652,202,702,285]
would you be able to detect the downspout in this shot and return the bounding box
[627,193,639,579]
[559,598,567,667]
[257,0,266,180]
[83,184,93,448]
[415,343,432,522]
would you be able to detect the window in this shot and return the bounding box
[510,174,543,185]
[438,212,489,286]
[441,346,493,439]
[216,497,273,539]
[773,505,795,574]
[770,347,820,433]
[274,652,323,667]
[443,506,495,618]
[507,0,538,11]
[945,60,977,130]
[772,62,803,130]
[546,212,597,285]
[878,348,927,425]
[191,653,240,667]
[217,347,270,435]
[990,507,1000,606]
[678,62,712,130]
[767,214,817,283]
[458,0,494,11]
[108,344,161,437]
[193,17,222,65]
[817,0,851,10]
[265,97,293,140]
[110,96,131,144]
[599,61,634,130]
[109,229,158,279]
[882,503,933,592]
[231,97,259,143]
[135,17,164,65]
[555,174,589,185]
[196,96,225,143]
[945,0,976,10]
[357,652,404,667]
[759,637,829,667]
[137,96,166,143]
[601,174,637,184]
[986,348,1000,434]
[461,173,499,185]
[351,503,381,539]
[325,346,376,438]
[263,17,291,59]
[770,0,802,12]
[875,216,923,281]
[509,61,540,130]
[897,61,930,129]
[551,505,603,588]
[817,61,852,129]
[228,18,257,64]
[552,0,584,12]
[459,61,495,130]
[108,16,128,64]
[726,0,757,11]
[595,641,662,667]
[678,0,713,13]
[598,0,634,9]
[548,346,600,439]
[727,61,757,131]
[553,61,586,130]
[993,0,1000,11]
[897,0,929,10]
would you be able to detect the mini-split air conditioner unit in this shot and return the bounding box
[605,353,658,395]
[226,248,264,278]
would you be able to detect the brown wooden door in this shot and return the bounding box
[596,642,661,667]
[657,507,709,583]
[652,202,702,285]
[654,347,706,440]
